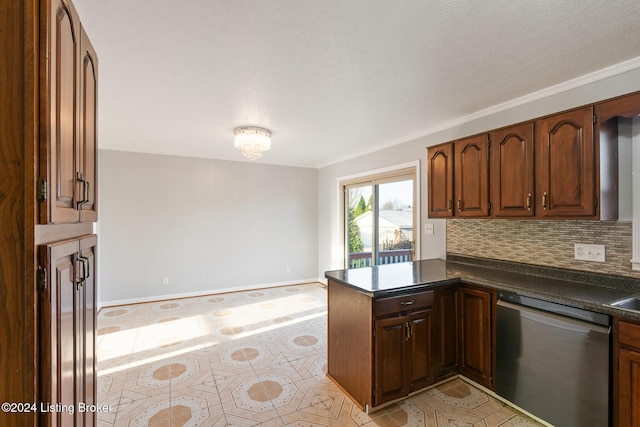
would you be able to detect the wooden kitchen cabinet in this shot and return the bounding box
[491,123,535,217]
[327,279,435,410]
[374,308,433,406]
[535,106,596,218]
[39,235,97,427]
[459,285,494,388]
[39,0,98,224]
[614,318,640,427]
[427,135,490,218]
[434,285,459,380]
[427,143,454,218]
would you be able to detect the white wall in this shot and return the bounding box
[317,67,640,277]
[99,150,318,305]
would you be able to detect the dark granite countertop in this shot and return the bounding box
[324,255,640,321]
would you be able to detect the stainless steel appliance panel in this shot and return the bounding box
[496,293,610,427]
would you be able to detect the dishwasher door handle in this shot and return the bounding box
[497,300,611,335]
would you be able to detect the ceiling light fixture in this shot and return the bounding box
[234,126,271,160]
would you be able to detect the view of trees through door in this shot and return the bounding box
[344,169,416,268]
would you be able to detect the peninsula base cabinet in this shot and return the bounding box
[327,279,436,411]
[327,278,496,412]
[615,318,640,427]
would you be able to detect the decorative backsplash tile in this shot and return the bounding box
[447,219,640,278]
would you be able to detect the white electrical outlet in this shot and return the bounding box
[424,223,434,235]
[163,277,169,285]
[574,244,605,262]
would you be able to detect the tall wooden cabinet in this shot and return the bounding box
[0,0,98,425]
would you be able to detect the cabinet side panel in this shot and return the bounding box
[327,280,373,408]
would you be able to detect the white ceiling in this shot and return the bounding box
[73,0,640,168]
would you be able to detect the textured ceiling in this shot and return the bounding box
[73,0,640,168]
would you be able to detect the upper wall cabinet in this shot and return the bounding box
[39,0,98,224]
[536,107,596,218]
[427,143,454,218]
[454,136,490,217]
[491,123,535,218]
[427,135,490,218]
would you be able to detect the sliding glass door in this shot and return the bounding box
[344,169,416,268]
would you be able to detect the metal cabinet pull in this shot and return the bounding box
[457,198,463,212]
[542,192,548,210]
[77,172,89,208]
[405,322,412,341]
[448,200,452,212]
[526,193,532,211]
[399,300,414,306]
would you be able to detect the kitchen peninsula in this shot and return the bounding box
[325,255,640,425]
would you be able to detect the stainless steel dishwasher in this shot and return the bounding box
[496,291,611,427]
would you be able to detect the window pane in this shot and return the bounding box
[377,179,414,264]
[346,185,372,268]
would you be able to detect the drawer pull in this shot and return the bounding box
[399,301,414,306]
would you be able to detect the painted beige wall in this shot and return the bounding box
[98,150,318,304]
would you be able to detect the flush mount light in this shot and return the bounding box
[233,126,271,160]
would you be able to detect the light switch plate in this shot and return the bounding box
[424,223,434,235]
[574,243,605,262]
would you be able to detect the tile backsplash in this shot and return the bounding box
[447,219,640,278]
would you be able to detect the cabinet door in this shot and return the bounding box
[536,106,596,217]
[40,239,80,427]
[374,316,407,405]
[618,347,640,427]
[40,235,97,427]
[407,310,434,392]
[78,235,97,427]
[454,135,490,217]
[78,28,98,222]
[459,287,493,388]
[40,0,81,224]
[427,143,454,218]
[491,123,535,217]
[435,286,459,380]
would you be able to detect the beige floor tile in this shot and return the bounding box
[97,283,547,427]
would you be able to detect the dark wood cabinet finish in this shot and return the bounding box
[427,143,454,218]
[459,286,494,388]
[39,235,97,427]
[327,279,435,410]
[40,0,98,224]
[535,106,596,217]
[374,309,434,406]
[614,318,640,427]
[434,286,459,381]
[427,136,490,218]
[454,136,491,217]
[491,123,535,217]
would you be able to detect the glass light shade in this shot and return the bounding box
[234,126,271,160]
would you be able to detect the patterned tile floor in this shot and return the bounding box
[97,283,548,426]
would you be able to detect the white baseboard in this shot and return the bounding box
[98,277,324,309]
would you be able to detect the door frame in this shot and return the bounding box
[337,160,421,269]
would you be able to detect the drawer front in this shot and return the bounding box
[375,290,434,318]
[619,320,640,349]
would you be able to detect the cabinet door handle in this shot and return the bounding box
[77,172,89,208]
[405,321,412,341]
[399,300,414,306]
[448,199,452,212]
[457,198,463,212]
[542,192,548,210]
[78,254,90,282]
[526,193,532,211]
